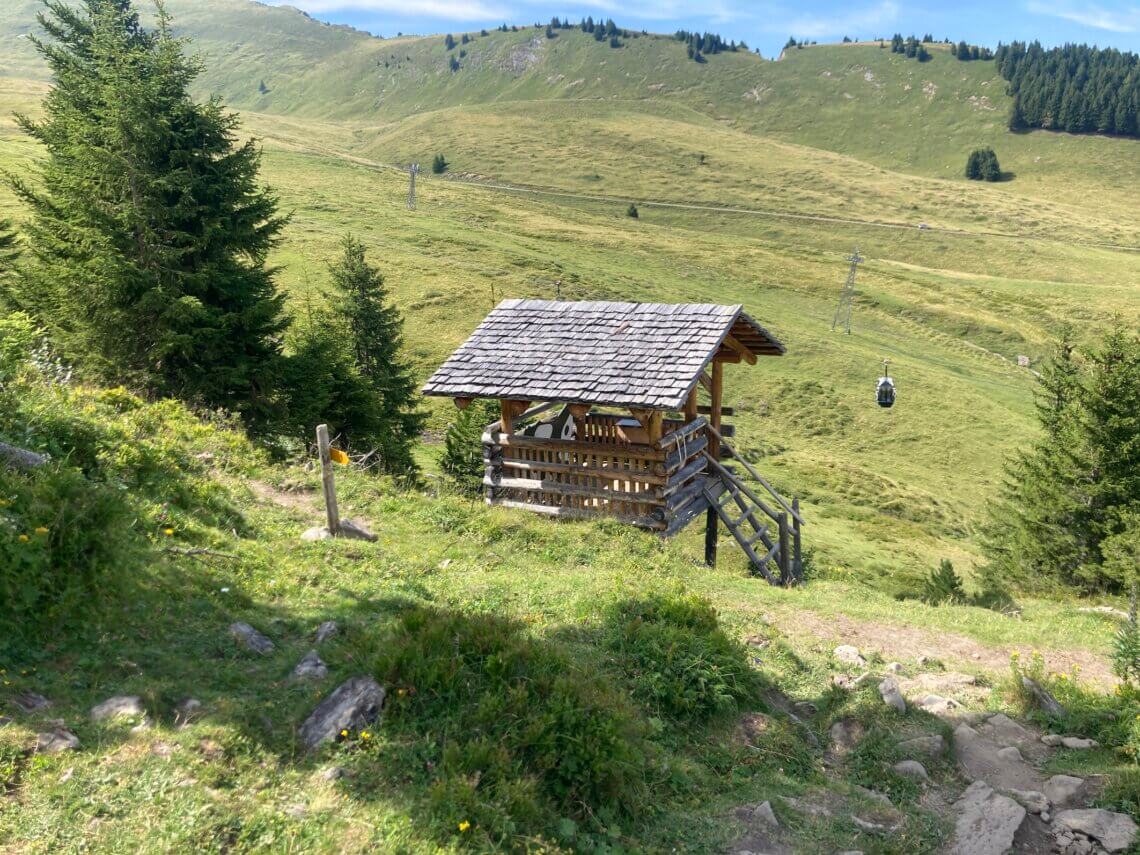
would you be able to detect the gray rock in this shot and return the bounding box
[753,800,778,828]
[834,645,867,667]
[90,695,145,721]
[996,746,1023,762]
[879,678,906,713]
[315,621,339,644]
[175,698,203,725]
[916,693,962,716]
[892,759,928,780]
[1008,789,1049,814]
[850,813,902,834]
[319,766,348,782]
[947,780,1027,855]
[979,713,1035,749]
[1022,676,1067,717]
[11,692,51,713]
[302,520,377,543]
[1055,809,1138,852]
[1060,736,1098,750]
[337,519,377,542]
[291,650,329,681]
[884,661,903,673]
[229,621,275,654]
[898,734,944,758]
[828,718,865,758]
[299,676,385,751]
[953,723,1041,791]
[1042,733,1064,747]
[36,729,80,753]
[1044,775,1086,806]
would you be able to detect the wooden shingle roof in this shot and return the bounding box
[422,299,784,410]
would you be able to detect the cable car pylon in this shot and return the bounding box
[831,247,863,335]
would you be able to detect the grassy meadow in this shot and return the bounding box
[1,5,1139,850]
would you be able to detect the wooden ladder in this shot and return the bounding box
[701,427,804,585]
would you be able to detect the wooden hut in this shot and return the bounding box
[422,299,803,583]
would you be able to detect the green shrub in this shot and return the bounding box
[602,591,760,722]
[1113,585,1140,686]
[0,311,36,381]
[369,607,652,846]
[921,559,966,605]
[440,399,498,494]
[0,465,138,639]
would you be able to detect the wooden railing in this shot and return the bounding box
[482,413,711,531]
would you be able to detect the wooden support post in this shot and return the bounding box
[498,399,528,434]
[683,388,698,423]
[792,497,802,583]
[647,411,664,445]
[569,404,590,440]
[704,359,726,568]
[316,424,340,536]
[778,511,790,584]
[453,397,474,410]
[709,359,724,459]
[704,506,718,568]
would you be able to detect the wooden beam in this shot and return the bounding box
[709,359,724,460]
[498,399,529,434]
[453,397,474,410]
[683,388,698,422]
[722,334,757,365]
[714,352,742,364]
[569,403,590,440]
[698,372,713,394]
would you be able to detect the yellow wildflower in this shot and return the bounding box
[360,731,371,740]
[17,534,28,543]
[163,528,174,536]
[340,729,349,737]
[458,821,471,832]
[34,526,48,535]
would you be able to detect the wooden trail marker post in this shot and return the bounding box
[316,424,341,536]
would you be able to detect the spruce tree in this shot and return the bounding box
[329,236,423,477]
[0,219,18,281]
[432,153,448,174]
[12,0,287,428]
[441,399,498,493]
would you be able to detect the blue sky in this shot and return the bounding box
[266,1,1140,58]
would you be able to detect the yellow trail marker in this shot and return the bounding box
[329,448,350,466]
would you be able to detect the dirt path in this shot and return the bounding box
[771,609,1116,688]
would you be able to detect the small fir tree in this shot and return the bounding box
[12,0,288,429]
[432,153,448,174]
[441,399,499,493]
[444,33,456,50]
[329,236,424,477]
[626,203,639,218]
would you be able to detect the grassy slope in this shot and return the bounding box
[1,4,1139,850]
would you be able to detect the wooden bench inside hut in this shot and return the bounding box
[422,299,805,583]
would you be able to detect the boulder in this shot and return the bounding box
[996,746,1023,763]
[828,718,865,759]
[11,692,51,713]
[953,723,1041,791]
[898,734,944,758]
[916,694,962,716]
[749,800,778,829]
[1044,775,1086,807]
[1042,733,1064,747]
[90,695,145,722]
[1008,789,1049,814]
[1060,736,1098,750]
[229,621,275,655]
[299,676,385,751]
[291,650,329,681]
[315,621,339,644]
[175,698,203,725]
[834,645,867,667]
[1022,676,1067,718]
[879,678,906,713]
[947,780,1027,855]
[36,729,80,753]
[1054,809,1138,853]
[892,759,928,781]
[884,662,903,674]
[302,520,377,543]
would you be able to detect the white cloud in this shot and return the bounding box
[1025,1,1140,33]
[266,0,508,20]
[777,0,900,38]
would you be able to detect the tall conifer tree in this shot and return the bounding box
[12,0,287,427]
[329,235,423,477]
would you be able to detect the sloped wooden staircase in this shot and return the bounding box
[701,427,804,585]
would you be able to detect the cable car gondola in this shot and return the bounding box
[876,358,896,409]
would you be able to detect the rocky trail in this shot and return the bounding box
[730,644,1137,855]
